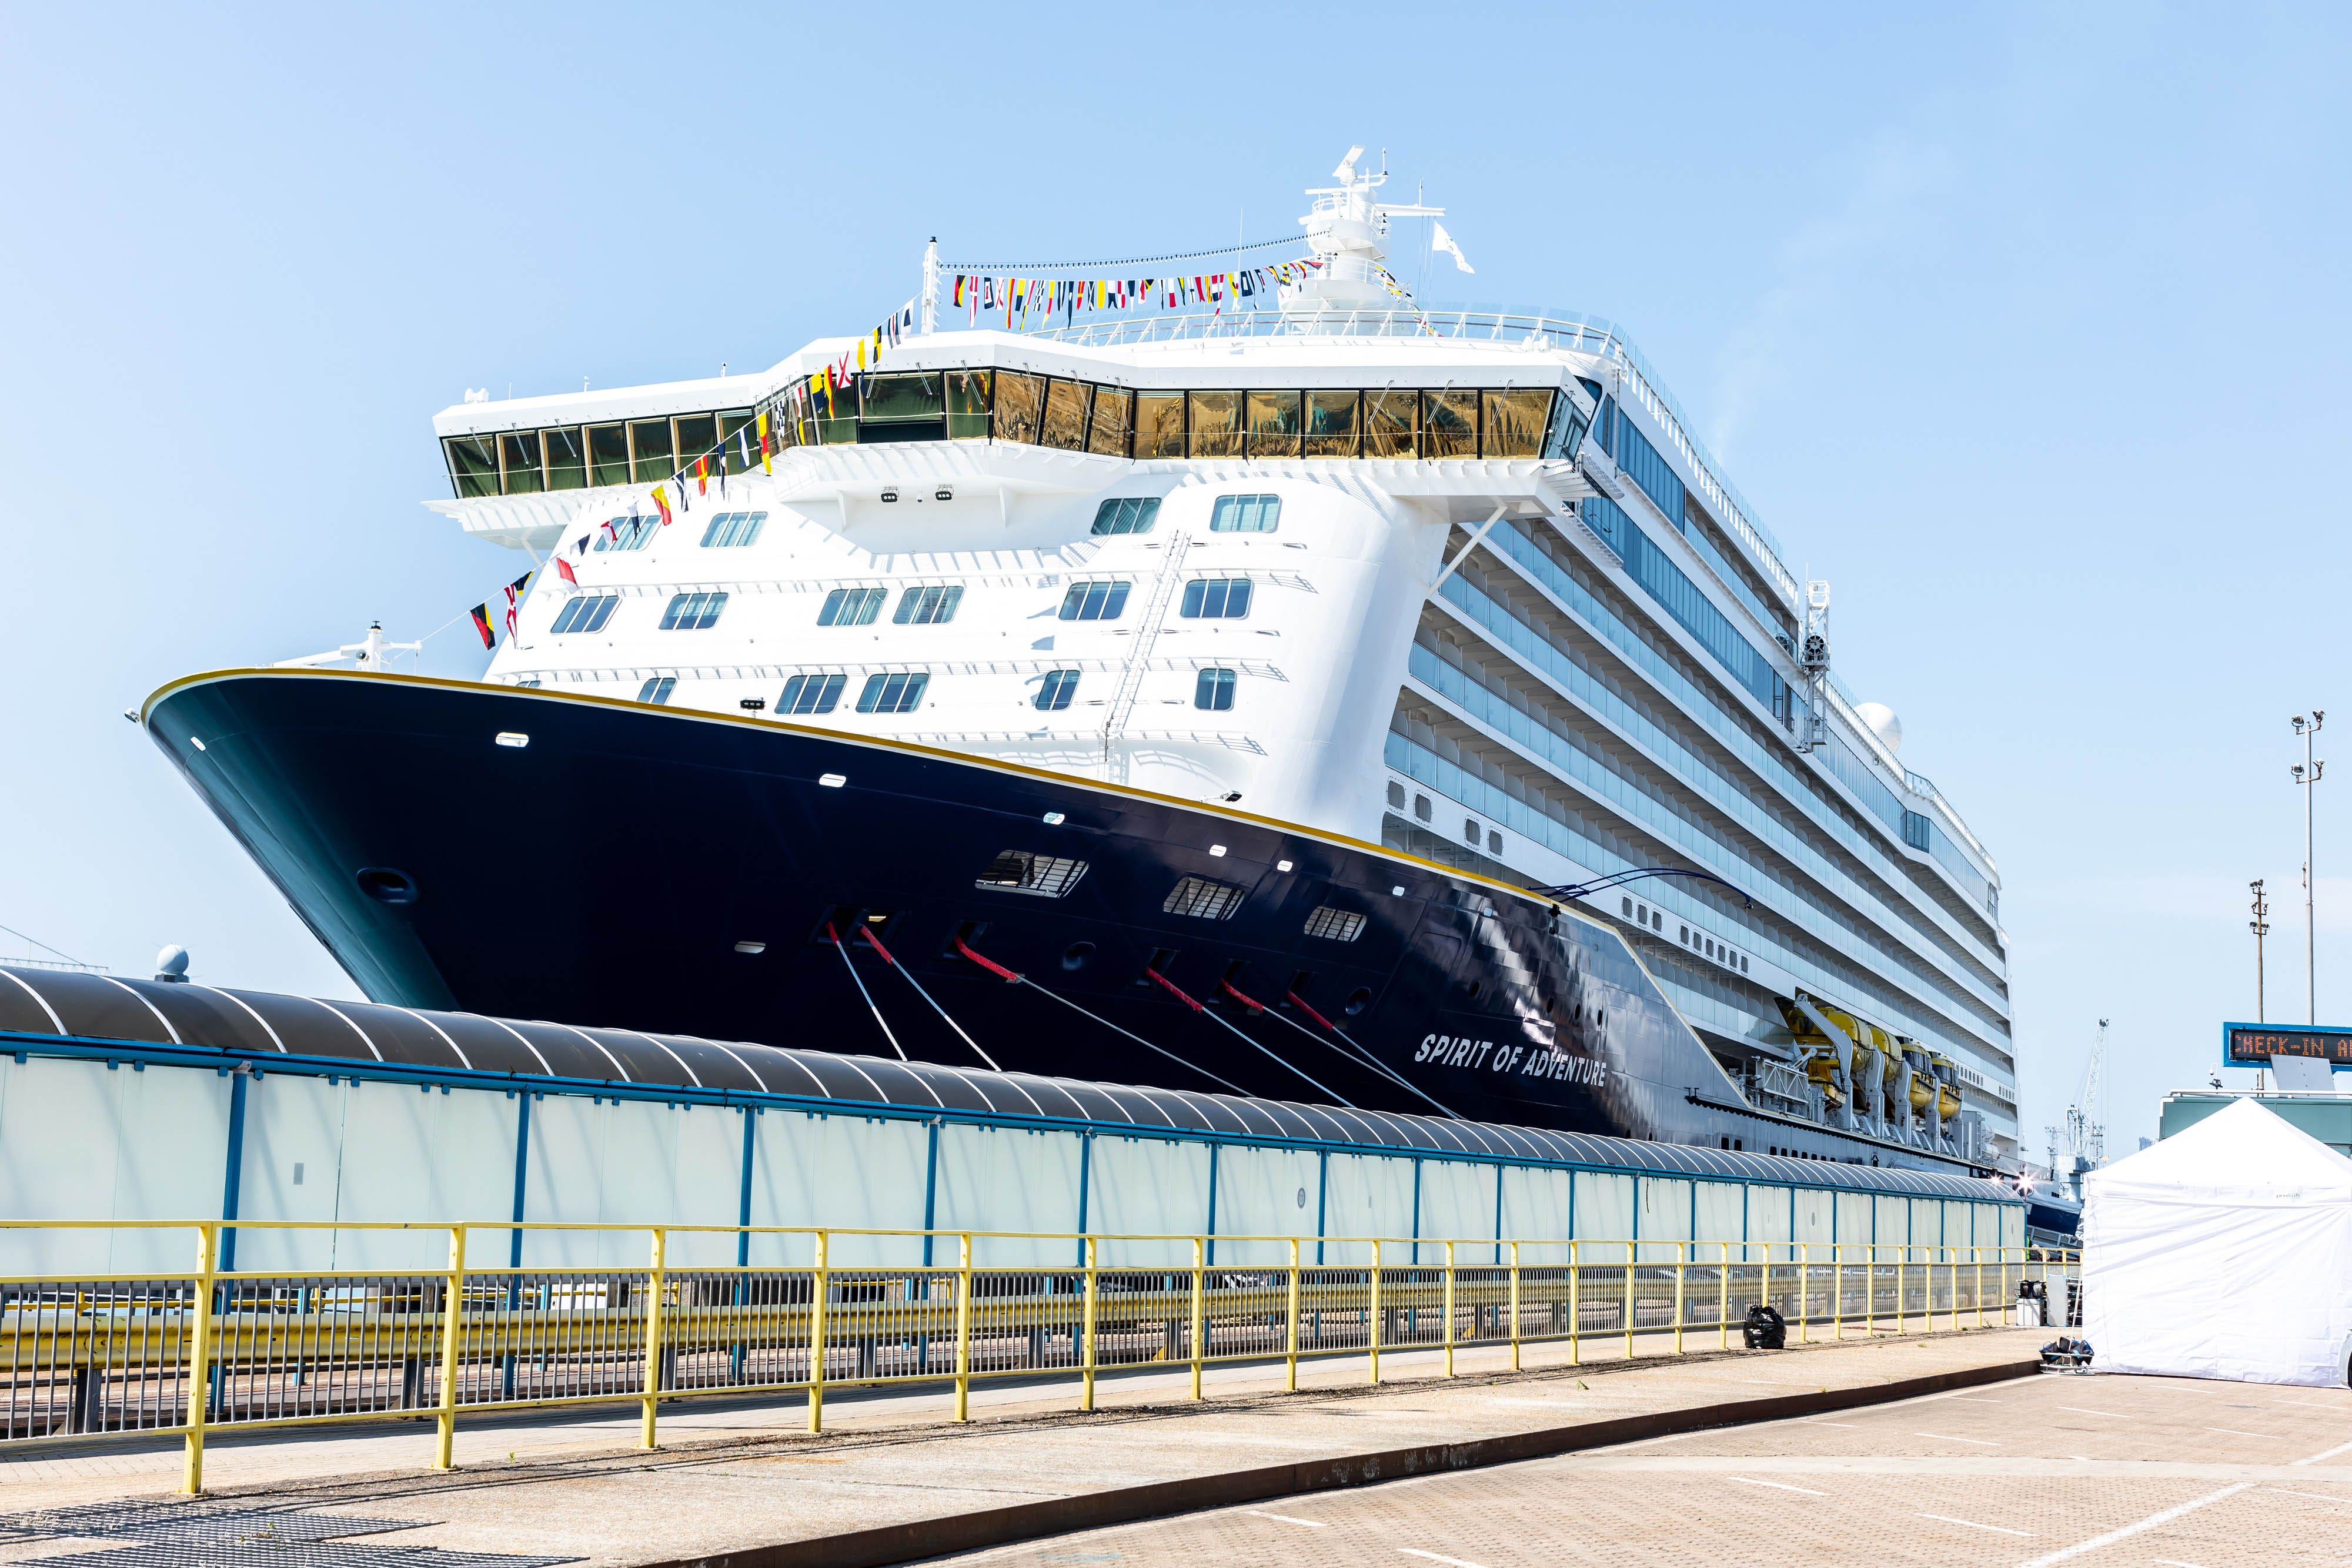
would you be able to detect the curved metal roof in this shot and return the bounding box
[0,965,2010,1202]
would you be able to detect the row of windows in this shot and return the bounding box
[445,407,761,499]
[1090,494,1280,536]
[587,510,769,554]
[626,666,1245,714]
[1619,895,1752,975]
[1386,780,1509,857]
[759,371,1589,466]
[968,848,1368,948]
[556,574,1257,640]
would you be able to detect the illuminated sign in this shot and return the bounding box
[2221,1022,2352,1067]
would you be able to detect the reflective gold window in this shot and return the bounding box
[946,370,992,439]
[445,435,498,499]
[629,419,676,481]
[499,431,542,494]
[543,426,587,490]
[1135,391,1185,457]
[588,423,629,486]
[1362,389,1417,458]
[1088,387,1133,456]
[994,371,1045,444]
[1422,390,1477,459]
[1304,391,1359,458]
[1246,390,1301,458]
[1188,390,1242,457]
[1482,390,1551,458]
[1041,378,1092,451]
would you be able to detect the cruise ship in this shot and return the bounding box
[144,151,2017,1174]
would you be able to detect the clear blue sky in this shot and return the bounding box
[4,2,2346,1155]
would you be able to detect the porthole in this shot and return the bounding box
[1465,979,1484,1001]
[1344,987,1371,1017]
[1061,942,1095,971]
[356,867,417,905]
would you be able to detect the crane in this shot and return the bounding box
[2044,1019,2109,1201]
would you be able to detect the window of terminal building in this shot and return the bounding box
[660,591,727,631]
[1180,578,1251,619]
[893,585,963,625]
[1034,669,1080,711]
[856,671,928,714]
[551,594,618,634]
[780,673,846,715]
[700,510,767,548]
[1210,494,1279,533]
[1060,580,1131,621]
[637,676,676,705]
[1194,667,1235,711]
[1092,497,1160,536]
[819,587,887,627]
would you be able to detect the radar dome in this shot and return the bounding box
[1854,702,1903,754]
[153,944,189,982]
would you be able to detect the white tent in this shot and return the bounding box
[2082,1097,2352,1386]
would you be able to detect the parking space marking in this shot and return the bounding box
[1398,1552,1488,1568]
[2056,1407,2124,1417]
[2205,1427,2269,1438]
[2261,1487,2352,1507]
[1915,1432,2000,1446]
[1921,1513,2030,1536]
[2149,1559,2209,1567]
[1245,1511,1327,1528]
[1731,1477,1826,1495]
[2013,1482,2254,1567]
[2291,1436,2352,1465]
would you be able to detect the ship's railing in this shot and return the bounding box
[1021,302,1802,611]
[0,1219,2071,1493]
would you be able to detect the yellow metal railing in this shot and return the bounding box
[0,1221,2076,1494]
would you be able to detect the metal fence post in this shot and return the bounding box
[1081,1235,1100,1411]
[1508,1240,1522,1373]
[1975,1246,1986,1329]
[1368,1239,1382,1385]
[1442,1240,1457,1378]
[1671,1242,1685,1356]
[1188,1236,1205,1401]
[1285,1238,1301,1393]
[1799,1242,1812,1343]
[636,1226,664,1452]
[1567,1239,1581,1366]
[436,1225,469,1469]
[953,1233,973,1422]
[807,1230,828,1434]
[1718,1242,1730,1350]
[1831,1242,1842,1341]
[181,1222,218,1495]
[1622,1241,1635,1361]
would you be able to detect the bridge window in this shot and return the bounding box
[660,591,727,630]
[1423,390,1478,459]
[780,673,846,714]
[1088,389,1133,456]
[977,850,1089,898]
[1364,389,1417,457]
[1305,390,1359,458]
[1034,669,1080,711]
[629,420,674,483]
[552,595,619,634]
[856,671,928,713]
[1041,379,1091,451]
[993,372,1045,444]
[500,432,542,494]
[699,510,767,547]
[1188,391,1242,457]
[1194,668,1236,711]
[1210,494,1279,533]
[1164,875,1244,920]
[443,435,498,499]
[1060,580,1131,621]
[1246,390,1301,458]
[1180,579,1252,620]
[1482,390,1552,458]
[819,587,887,627]
[893,585,964,625]
[594,515,661,551]
[1303,906,1365,942]
[1092,497,1160,536]
[544,427,587,490]
[946,370,992,439]
[1135,392,1185,458]
[588,423,629,486]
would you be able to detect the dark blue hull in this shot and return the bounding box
[144,670,1982,1173]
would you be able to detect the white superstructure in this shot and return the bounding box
[422,154,2019,1162]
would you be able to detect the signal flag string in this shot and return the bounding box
[856,926,1001,1071]
[826,923,906,1061]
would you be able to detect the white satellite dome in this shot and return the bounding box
[1854,701,1903,754]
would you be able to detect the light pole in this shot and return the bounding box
[2292,711,2324,1025]
[2251,878,2270,1023]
